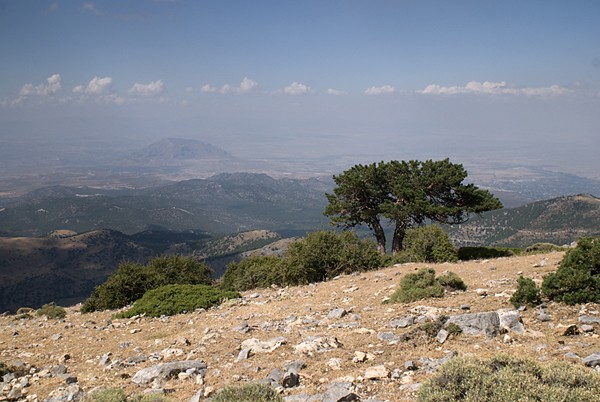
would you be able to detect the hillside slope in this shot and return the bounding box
[0,173,330,236]
[1,252,599,401]
[450,194,600,247]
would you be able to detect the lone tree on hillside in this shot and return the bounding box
[325,158,502,254]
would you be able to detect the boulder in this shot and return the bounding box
[446,312,500,338]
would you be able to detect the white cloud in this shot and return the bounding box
[201,77,259,94]
[237,77,258,94]
[419,81,572,96]
[19,74,62,97]
[283,82,311,95]
[327,88,347,96]
[73,76,113,95]
[82,2,101,15]
[364,85,395,95]
[200,84,217,93]
[128,80,166,97]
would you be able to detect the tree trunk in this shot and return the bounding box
[391,224,406,254]
[371,221,387,254]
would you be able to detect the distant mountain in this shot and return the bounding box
[0,228,285,313]
[132,138,233,161]
[449,194,600,248]
[0,173,331,237]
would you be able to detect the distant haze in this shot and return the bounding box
[1,2,599,180]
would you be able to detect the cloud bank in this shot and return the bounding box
[419,81,572,96]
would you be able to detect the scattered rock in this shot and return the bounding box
[364,365,389,380]
[377,332,399,344]
[322,381,359,402]
[131,360,207,385]
[328,308,348,319]
[294,336,342,354]
[498,309,525,334]
[328,358,343,370]
[404,360,417,371]
[390,317,415,328]
[536,310,552,322]
[241,337,286,354]
[446,312,500,339]
[579,316,600,325]
[560,324,579,337]
[582,353,600,367]
[435,329,448,344]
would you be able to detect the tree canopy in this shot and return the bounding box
[324,158,502,254]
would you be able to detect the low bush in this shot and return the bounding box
[542,236,600,305]
[399,226,458,263]
[82,256,213,312]
[418,354,600,402]
[285,230,383,282]
[436,271,467,291]
[220,256,285,291]
[36,302,66,319]
[387,269,444,303]
[211,382,284,402]
[116,284,240,318]
[525,242,565,254]
[457,246,516,260]
[387,268,467,304]
[510,276,542,308]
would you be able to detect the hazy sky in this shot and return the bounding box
[1,1,599,176]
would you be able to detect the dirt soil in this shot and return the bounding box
[1,251,599,401]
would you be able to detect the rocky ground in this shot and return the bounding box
[1,251,599,401]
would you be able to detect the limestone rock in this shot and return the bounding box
[364,365,389,380]
[322,381,359,402]
[132,360,207,385]
[294,336,342,354]
[446,312,500,338]
[582,353,600,367]
[498,309,525,334]
[241,337,286,354]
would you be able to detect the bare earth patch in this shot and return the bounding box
[1,251,599,401]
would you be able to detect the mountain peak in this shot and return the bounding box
[134,138,233,161]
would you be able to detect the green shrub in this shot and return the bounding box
[285,230,383,282]
[84,387,126,402]
[220,231,383,291]
[399,226,458,263]
[387,269,444,303]
[457,246,516,260]
[387,268,467,304]
[220,256,285,291]
[418,354,600,402]
[446,322,462,336]
[542,237,600,305]
[212,382,284,402]
[116,284,240,318]
[510,276,542,308]
[36,302,66,319]
[525,242,565,254]
[82,255,213,312]
[436,271,467,291]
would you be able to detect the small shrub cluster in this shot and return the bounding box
[221,231,383,291]
[399,316,461,344]
[82,256,213,312]
[525,242,565,254]
[510,276,542,308]
[36,302,66,319]
[395,226,458,263]
[418,354,600,402]
[542,236,600,305]
[457,246,516,260]
[387,269,467,304]
[211,382,284,402]
[116,284,240,318]
[220,256,285,291]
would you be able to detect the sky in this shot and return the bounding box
[1,1,600,177]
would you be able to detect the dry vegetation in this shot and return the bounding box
[1,251,599,401]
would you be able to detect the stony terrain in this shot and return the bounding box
[1,251,599,401]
